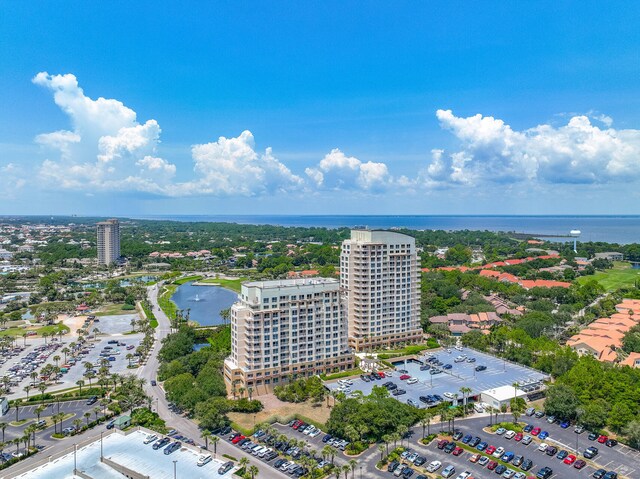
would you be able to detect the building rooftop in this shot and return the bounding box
[9,429,237,479]
[482,385,528,402]
[244,277,338,289]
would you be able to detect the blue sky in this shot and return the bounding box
[1,1,640,215]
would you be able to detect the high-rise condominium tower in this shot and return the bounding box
[224,278,354,395]
[97,219,121,265]
[340,229,422,351]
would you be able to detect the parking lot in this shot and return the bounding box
[326,346,548,408]
[515,414,640,479]
[0,314,145,401]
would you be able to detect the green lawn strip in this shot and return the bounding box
[0,323,69,337]
[174,275,203,285]
[320,368,364,381]
[158,284,179,319]
[199,277,247,292]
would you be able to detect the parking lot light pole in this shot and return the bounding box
[575,431,579,454]
[173,459,177,479]
[360,465,363,479]
[73,443,77,474]
[100,431,103,459]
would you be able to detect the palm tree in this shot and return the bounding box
[35,405,46,423]
[248,464,259,479]
[73,418,83,432]
[459,386,472,417]
[211,435,220,457]
[342,464,350,479]
[53,355,60,367]
[420,413,432,438]
[377,444,386,461]
[84,412,91,426]
[30,371,38,387]
[0,422,6,443]
[201,429,211,449]
[93,407,101,422]
[23,385,32,400]
[500,403,508,423]
[61,347,70,363]
[397,425,409,447]
[14,399,22,422]
[349,459,357,479]
[238,456,249,472]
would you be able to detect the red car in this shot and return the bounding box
[487,461,498,470]
[399,374,411,380]
[231,434,245,444]
[292,420,303,429]
[485,445,496,455]
[378,371,385,378]
[597,435,608,444]
[452,447,464,456]
[531,427,541,436]
[574,460,586,469]
[437,439,449,449]
[514,433,523,441]
[564,454,576,465]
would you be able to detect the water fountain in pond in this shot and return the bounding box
[194,294,201,302]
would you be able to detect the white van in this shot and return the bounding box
[197,453,212,466]
[473,403,484,413]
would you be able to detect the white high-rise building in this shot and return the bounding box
[340,229,422,351]
[224,278,354,395]
[97,219,121,265]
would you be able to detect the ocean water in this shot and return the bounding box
[132,215,640,245]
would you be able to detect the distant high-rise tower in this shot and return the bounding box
[97,219,121,265]
[340,229,422,351]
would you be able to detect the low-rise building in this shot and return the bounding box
[480,385,528,410]
[594,252,624,261]
[567,299,640,363]
[429,312,502,336]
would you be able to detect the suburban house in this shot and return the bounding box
[567,299,640,363]
[429,311,503,336]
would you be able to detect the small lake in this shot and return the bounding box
[171,281,237,326]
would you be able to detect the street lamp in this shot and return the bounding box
[360,465,363,479]
[100,432,104,459]
[173,459,178,479]
[73,443,77,474]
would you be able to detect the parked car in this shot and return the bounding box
[426,460,442,472]
[563,454,576,465]
[521,435,532,445]
[218,461,234,474]
[606,439,618,447]
[197,453,212,466]
[574,460,587,469]
[441,465,456,478]
[143,434,158,444]
[584,446,599,459]
[536,467,553,479]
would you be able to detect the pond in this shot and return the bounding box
[170,281,237,326]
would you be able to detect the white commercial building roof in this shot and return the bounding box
[8,429,237,479]
[481,385,527,402]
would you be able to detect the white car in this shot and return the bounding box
[143,434,157,444]
[504,430,516,439]
[455,472,471,479]
[304,426,316,435]
[197,453,212,466]
[538,443,548,452]
[427,460,442,472]
[443,392,455,399]
[407,377,419,385]
[492,446,505,458]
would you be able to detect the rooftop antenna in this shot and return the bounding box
[570,230,581,254]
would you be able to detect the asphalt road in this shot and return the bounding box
[142,282,291,479]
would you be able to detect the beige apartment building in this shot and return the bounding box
[97,219,121,265]
[223,278,354,395]
[340,229,422,351]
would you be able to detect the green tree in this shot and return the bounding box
[544,384,580,420]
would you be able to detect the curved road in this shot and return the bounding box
[142,282,290,479]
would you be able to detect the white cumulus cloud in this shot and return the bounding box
[422,109,640,187]
[32,72,175,194]
[305,148,392,192]
[172,130,304,197]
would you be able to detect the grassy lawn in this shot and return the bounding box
[577,262,640,291]
[158,284,179,319]
[174,275,203,285]
[95,303,137,316]
[0,322,69,337]
[228,397,330,432]
[199,277,247,293]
